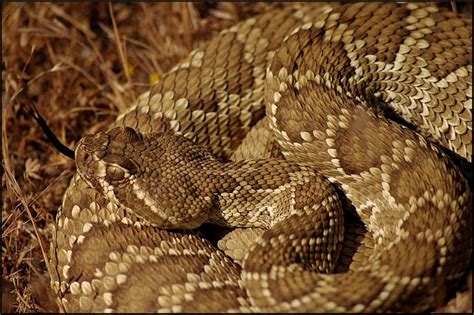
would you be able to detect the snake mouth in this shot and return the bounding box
[74,132,110,191]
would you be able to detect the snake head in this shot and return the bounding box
[75,126,216,229]
[75,126,142,196]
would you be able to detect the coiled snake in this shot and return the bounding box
[49,3,472,312]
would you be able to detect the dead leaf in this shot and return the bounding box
[24,158,42,180]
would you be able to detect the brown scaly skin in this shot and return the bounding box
[50,3,471,312]
[76,126,344,272]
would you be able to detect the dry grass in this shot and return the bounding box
[1,2,472,313]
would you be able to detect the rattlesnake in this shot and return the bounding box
[49,3,472,312]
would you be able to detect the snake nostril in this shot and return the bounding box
[83,152,91,161]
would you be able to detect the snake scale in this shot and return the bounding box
[49,3,472,312]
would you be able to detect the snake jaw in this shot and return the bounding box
[75,132,108,192]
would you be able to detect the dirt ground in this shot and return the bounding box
[2,2,472,313]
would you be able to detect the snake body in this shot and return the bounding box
[49,3,472,312]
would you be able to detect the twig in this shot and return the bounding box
[108,3,132,87]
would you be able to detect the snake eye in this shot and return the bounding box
[103,154,138,175]
[106,165,125,181]
[95,150,107,159]
[117,158,137,175]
